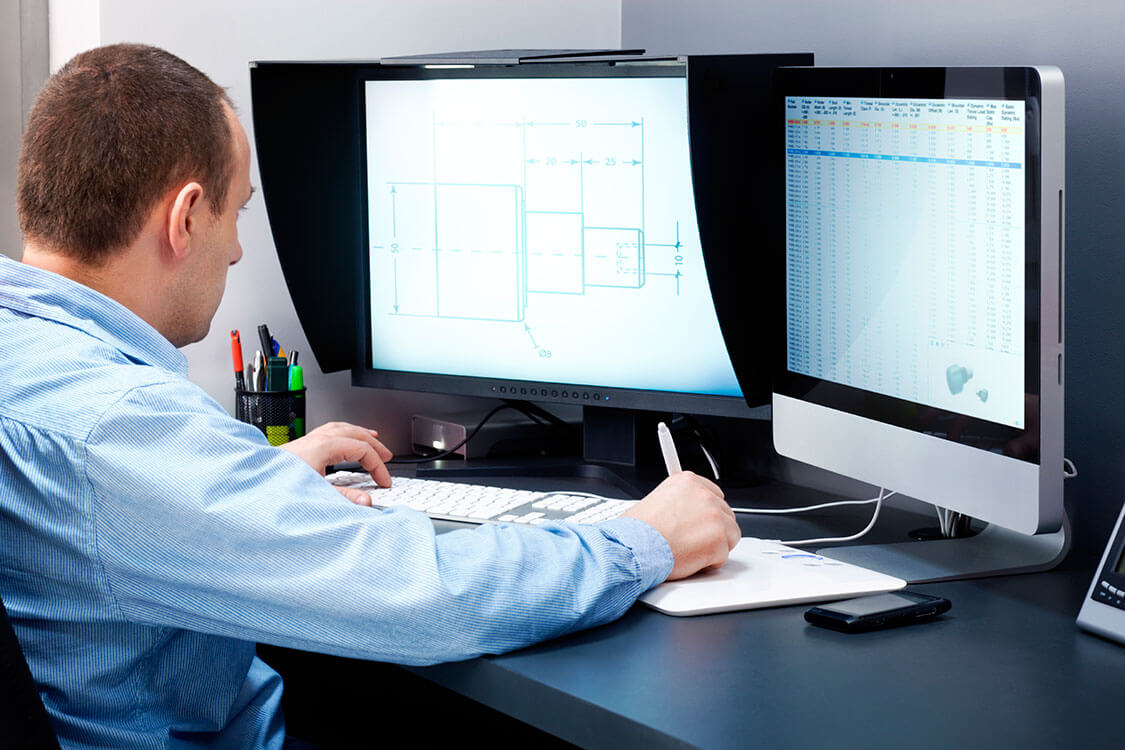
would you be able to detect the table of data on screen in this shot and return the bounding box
[785,96,1026,428]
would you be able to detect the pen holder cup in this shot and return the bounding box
[235,388,307,446]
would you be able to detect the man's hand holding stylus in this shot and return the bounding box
[624,471,740,581]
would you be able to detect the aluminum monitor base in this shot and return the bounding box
[818,513,1071,584]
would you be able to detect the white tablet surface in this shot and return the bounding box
[640,537,907,616]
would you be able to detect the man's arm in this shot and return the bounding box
[282,420,740,581]
[83,383,734,665]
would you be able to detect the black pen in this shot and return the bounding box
[257,324,273,362]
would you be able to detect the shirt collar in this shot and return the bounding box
[0,254,188,377]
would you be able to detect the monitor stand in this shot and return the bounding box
[817,512,1071,584]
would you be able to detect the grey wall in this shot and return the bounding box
[0,0,48,259]
[623,0,1125,558]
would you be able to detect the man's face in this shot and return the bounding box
[167,106,252,347]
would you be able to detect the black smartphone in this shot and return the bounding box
[805,591,951,633]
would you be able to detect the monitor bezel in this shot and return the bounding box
[771,65,1064,536]
[775,66,1046,463]
[352,59,755,418]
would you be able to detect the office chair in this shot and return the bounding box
[0,591,60,749]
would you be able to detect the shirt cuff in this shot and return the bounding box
[597,516,674,592]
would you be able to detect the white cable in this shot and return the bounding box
[936,506,949,537]
[700,444,720,481]
[1063,457,1078,479]
[773,487,888,546]
[730,491,895,516]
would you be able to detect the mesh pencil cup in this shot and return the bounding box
[235,387,306,445]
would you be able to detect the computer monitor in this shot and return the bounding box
[355,60,746,417]
[773,67,1066,581]
[250,53,810,472]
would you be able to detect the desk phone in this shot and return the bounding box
[1078,499,1125,645]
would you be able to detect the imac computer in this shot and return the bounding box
[774,67,1066,582]
[249,52,811,477]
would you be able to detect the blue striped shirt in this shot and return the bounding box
[0,255,673,749]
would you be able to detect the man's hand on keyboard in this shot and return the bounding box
[280,421,394,504]
[623,471,740,581]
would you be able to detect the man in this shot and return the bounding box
[0,44,739,748]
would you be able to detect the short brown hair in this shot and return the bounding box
[17,44,235,264]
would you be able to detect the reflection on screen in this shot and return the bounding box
[364,76,741,398]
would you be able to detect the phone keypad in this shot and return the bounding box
[1094,580,1125,610]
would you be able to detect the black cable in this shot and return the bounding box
[514,400,576,433]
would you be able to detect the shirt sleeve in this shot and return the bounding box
[83,380,673,666]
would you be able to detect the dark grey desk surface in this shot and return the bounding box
[406,475,1124,749]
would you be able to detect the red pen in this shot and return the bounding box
[231,330,246,391]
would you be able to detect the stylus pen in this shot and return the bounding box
[657,421,682,475]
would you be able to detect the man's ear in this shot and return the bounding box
[167,182,206,260]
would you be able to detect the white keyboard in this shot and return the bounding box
[327,471,637,526]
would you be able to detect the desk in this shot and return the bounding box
[407,569,1121,748]
[398,482,1123,749]
[265,475,1122,748]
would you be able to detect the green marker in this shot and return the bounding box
[289,364,305,438]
